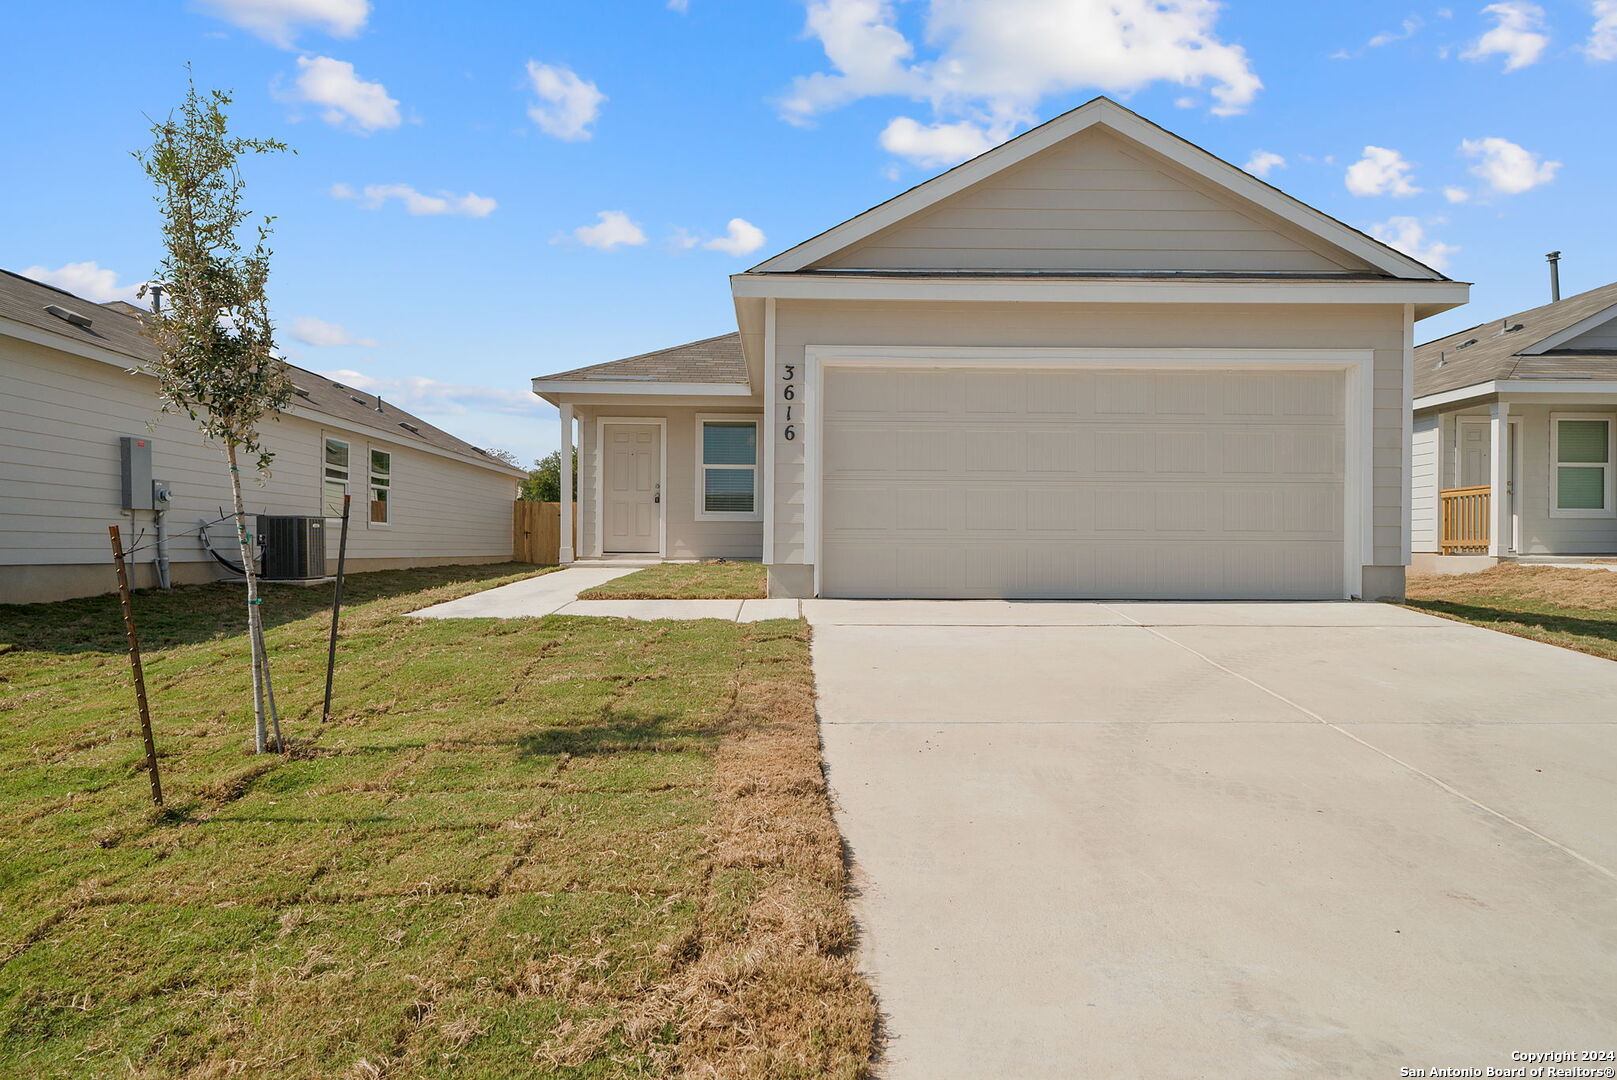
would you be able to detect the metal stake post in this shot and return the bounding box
[108,525,163,806]
[322,494,352,722]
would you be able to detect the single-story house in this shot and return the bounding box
[533,97,1470,601]
[1412,279,1617,569]
[1,268,525,605]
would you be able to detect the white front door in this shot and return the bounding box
[1459,421,1490,487]
[603,424,660,553]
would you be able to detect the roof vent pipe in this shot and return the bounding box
[1546,251,1561,302]
[149,283,163,314]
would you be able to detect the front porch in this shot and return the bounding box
[1416,397,1617,571]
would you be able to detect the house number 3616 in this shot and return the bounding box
[782,365,797,440]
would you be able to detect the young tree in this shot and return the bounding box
[519,448,577,502]
[136,79,293,753]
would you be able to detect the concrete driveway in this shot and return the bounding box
[805,600,1617,1079]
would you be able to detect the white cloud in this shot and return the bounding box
[1244,150,1285,177]
[1462,2,1550,70]
[668,0,690,10]
[524,62,605,141]
[1369,216,1459,271]
[1345,145,1422,197]
[290,316,376,347]
[332,183,496,217]
[567,211,648,251]
[1368,16,1424,47]
[1585,0,1617,59]
[1444,185,1472,202]
[780,0,1262,150]
[320,368,542,417]
[289,55,400,132]
[194,0,368,48]
[703,218,767,257]
[23,261,144,304]
[879,116,1002,166]
[1460,135,1561,193]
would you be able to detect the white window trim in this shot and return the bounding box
[368,447,392,527]
[322,435,351,518]
[1549,413,1616,519]
[695,413,764,522]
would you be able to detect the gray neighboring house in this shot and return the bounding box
[533,96,1469,602]
[1412,279,1617,569]
[1,268,525,605]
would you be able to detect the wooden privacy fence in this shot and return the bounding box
[512,501,574,564]
[1439,485,1490,555]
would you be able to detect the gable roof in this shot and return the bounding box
[746,97,1448,282]
[1414,280,1617,399]
[0,268,523,475]
[534,331,747,385]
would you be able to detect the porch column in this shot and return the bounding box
[1488,401,1510,556]
[558,403,575,564]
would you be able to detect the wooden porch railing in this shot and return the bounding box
[1439,485,1490,555]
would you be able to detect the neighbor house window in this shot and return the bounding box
[369,449,392,524]
[697,417,760,519]
[323,438,349,516]
[1552,415,1614,517]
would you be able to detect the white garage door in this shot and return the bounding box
[819,367,1346,599]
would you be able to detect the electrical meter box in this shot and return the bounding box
[119,436,154,510]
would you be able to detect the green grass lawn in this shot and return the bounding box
[0,564,871,1078]
[577,562,767,600]
[1405,564,1617,662]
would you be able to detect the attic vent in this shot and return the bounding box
[349,395,369,406]
[399,422,420,434]
[1456,338,1479,349]
[330,381,345,389]
[291,384,311,398]
[44,304,93,328]
[1503,322,1524,333]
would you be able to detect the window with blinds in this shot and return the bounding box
[698,419,759,519]
[370,449,391,524]
[323,438,350,517]
[1553,416,1613,517]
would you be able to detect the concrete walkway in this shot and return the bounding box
[806,600,1617,1079]
[407,566,800,621]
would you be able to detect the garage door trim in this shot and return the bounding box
[803,346,1376,599]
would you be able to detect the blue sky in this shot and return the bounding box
[4,0,1613,464]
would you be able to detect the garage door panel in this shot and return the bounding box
[819,367,1346,599]
[1025,373,1082,416]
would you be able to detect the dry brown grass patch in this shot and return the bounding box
[541,621,877,1078]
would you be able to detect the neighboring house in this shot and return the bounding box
[534,97,1468,601]
[1412,280,1617,569]
[1,269,525,604]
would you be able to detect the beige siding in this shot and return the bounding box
[1,337,518,602]
[573,404,764,560]
[1411,412,1440,552]
[816,129,1374,274]
[1559,318,1617,351]
[769,300,1409,574]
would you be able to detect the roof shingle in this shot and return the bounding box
[0,268,520,473]
[1415,280,1617,398]
[535,332,747,385]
